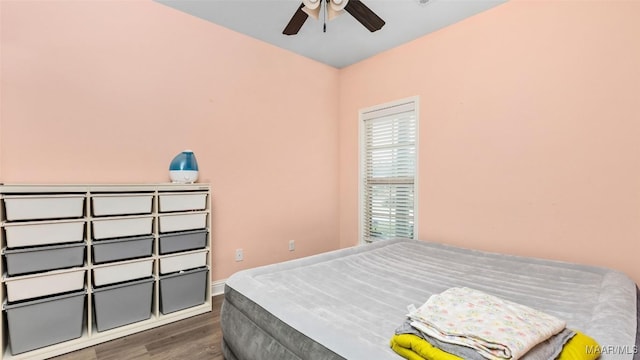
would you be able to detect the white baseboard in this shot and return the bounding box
[211,279,227,296]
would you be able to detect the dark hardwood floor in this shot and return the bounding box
[51,296,224,360]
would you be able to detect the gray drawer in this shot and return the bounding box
[159,229,207,255]
[92,235,153,264]
[4,242,86,276]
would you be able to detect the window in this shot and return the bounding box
[360,97,418,244]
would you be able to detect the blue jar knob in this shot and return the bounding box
[169,150,199,183]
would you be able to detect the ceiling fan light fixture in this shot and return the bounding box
[282,0,383,35]
[331,0,348,8]
[301,5,321,19]
[302,0,321,10]
[329,0,348,11]
[327,7,345,21]
[327,0,348,21]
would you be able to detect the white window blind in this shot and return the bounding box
[361,99,417,243]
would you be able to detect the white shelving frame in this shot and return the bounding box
[0,183,212,360]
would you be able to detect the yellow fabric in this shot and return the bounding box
[390,338,429,360]
[557,331,601,360]
[390,331,600,360]
[390,334,463,360]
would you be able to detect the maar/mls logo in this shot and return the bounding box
[586,345,639,355]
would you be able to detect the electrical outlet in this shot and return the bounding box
[235,248,243,262]
[288,240,295,251]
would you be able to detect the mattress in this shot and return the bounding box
[221,239,639,360]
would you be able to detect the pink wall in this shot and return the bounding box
[339,1,640,284]
[0,0,340,280]
[3,0,639,285]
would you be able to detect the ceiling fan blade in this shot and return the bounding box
[283,3,309,35]
[344,0,385,32]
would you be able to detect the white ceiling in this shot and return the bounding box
[155,0,506,69]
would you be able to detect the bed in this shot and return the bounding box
[221,239,639,360]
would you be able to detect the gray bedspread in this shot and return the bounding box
[222,239,639,360]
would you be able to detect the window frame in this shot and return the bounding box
[358,96,419,245]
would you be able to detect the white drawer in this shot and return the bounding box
[93,259,154,287]
[159,193,207,212]
[159,250,208,274]
[92,194,153,216]
[4,195,84,221]
[4,220,85,248]
[5,269,86,302]
[159,213,206,233]
[92,216,153,239]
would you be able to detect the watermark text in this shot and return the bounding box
[586,345,638,355]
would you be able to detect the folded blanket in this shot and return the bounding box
[390,331,600,360]
[396,319,576,360]
[408,287,566,360]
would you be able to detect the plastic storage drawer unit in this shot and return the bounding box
[159,230,207,254]
[159,250,208,274]
[4,242,86,276]
[4,220,85,248]
[3,194,84,221]
[158,193,207,212]
[93,259,154,287]
[92,216,153,239]
[5,291,86,355]
[5,269,86,302]
[159,267,208,314]
[158,213,207,233]
[92,235,153,263]
[93,277,154,332]
[91,194,153,217]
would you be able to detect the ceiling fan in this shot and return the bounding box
[283,0,385,35]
